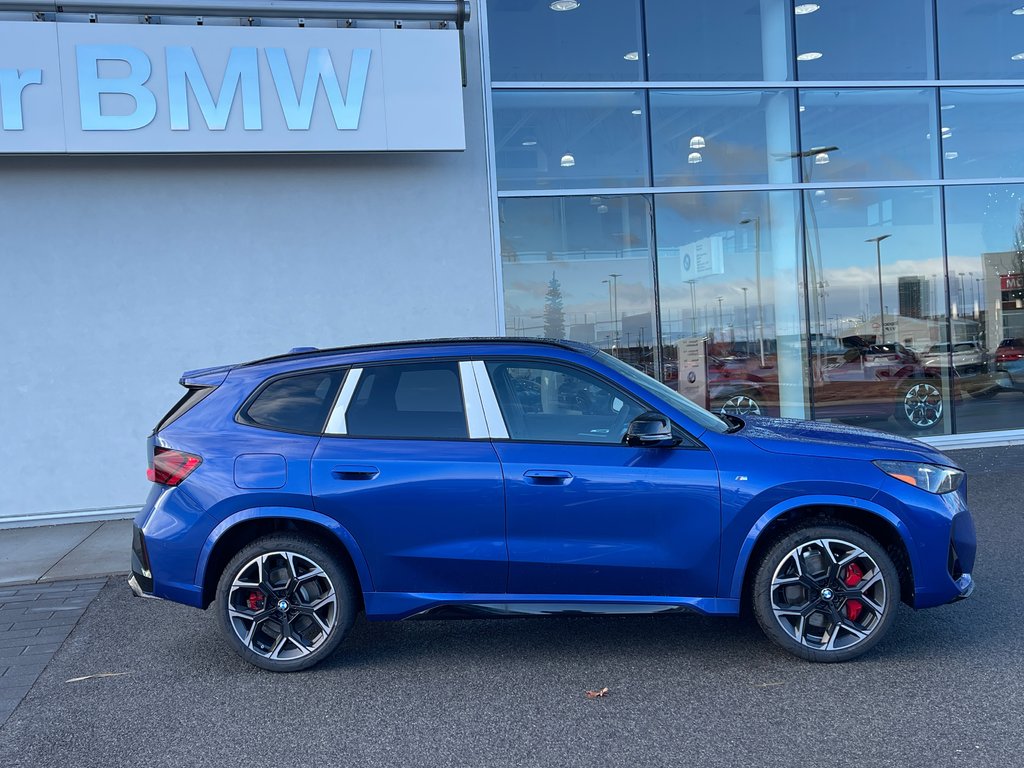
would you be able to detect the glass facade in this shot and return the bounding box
[486,0,1024,438]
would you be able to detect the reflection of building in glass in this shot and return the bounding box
[898,276,931,319]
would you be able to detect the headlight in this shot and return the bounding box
[874,460,964,494]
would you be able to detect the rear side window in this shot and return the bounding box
[242,369,344,434]
[345,361,468,439]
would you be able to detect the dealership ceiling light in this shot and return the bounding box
[1013,52,1024,60]
[521,137,538,146]
[689,135,706,149]
[1013,6,1024,14]
[945,151,959,160]
[560,153,576,167]
[623,51,639,61]
[687,152,702,164]
[814,152,830,165]
[631,109,643,115]
[794,3,820,14]
[797,51,823,61]
[550,0,579,10]
[941,103,956,110]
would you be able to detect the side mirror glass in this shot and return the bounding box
[625,411,676,447]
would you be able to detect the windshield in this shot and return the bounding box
[595,351,729,434]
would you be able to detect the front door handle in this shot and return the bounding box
[331,464,380,481]
[524,469,574,486]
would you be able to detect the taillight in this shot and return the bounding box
[147,446,202,486]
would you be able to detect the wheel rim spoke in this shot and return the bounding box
[769,537,887,652]
[227,550,338,662]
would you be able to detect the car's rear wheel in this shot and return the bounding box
[751,525,900,662]
[216,534,357,672]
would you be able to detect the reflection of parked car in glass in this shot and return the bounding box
[991,338,1024,393]
[922,342,987,376]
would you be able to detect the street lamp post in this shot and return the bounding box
[608,273,622,343]
[739,217,766,366]
[865,234,891,343]
[686,279,697,335]
[741,286,751,355]
[716,296,724,333]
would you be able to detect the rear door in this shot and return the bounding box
[310,360,506,595]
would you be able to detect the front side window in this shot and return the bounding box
[242,369,344,434]
[344,362,468,439]
[486,360,647,444]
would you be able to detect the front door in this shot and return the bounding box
[483,358,721,598]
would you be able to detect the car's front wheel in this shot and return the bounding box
[751,526,900,662]
[216,534,357,672]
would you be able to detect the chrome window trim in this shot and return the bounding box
[323,367,363,436]
[459,360,490,439]
[470,360,509,440]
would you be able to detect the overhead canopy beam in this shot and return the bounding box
[0,0,470,25]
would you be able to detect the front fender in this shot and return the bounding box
[726,494,919,600]
[195,506,375,595]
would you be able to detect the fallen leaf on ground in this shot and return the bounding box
[65,672,131,683]
[585,687,610,699]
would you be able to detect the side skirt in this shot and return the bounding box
[362,593,741,621]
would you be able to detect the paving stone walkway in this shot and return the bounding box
[0,579,107,726]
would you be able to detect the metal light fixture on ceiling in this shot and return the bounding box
[521,137,538,146]
[688,152,703,164]
[814,152,830,165]
[1013,6,1024,15]
[941,126,952,139]
[794,3,820,14]
[597,204,609,214]
[623,51,639,61]
[560,153,576,167]
[945,151,959,160]
[797,51,823,61]
[631,109,642,115]
[1013,52,1024,60]
[549,0,579,10]
[689,135,706,149]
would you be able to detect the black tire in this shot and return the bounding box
[216,533,358,672]
[751,525,900,663]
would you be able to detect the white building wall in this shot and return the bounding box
[0,18,498,521]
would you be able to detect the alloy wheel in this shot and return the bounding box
[769,538,887,652]
[720,394,762,416]
[227,551,337,661]
[902,382,942,428]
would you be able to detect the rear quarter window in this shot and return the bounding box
[241,369,344,434]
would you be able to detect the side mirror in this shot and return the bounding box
[625,411,676,447]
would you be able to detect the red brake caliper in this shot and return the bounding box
[247,591,265,611]
[844,562,864,622]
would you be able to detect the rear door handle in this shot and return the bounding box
[524,469,574,486]
[331,464,380,481]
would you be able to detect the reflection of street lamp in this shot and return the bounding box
[608,273,621,341]
[739,217,766,366]
[686,279,697,335]
[958,272,966,318]
[866,234,891,343]
[741,286,751,354]
[716,296,724,332]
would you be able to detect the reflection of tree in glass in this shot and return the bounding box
[544,272,566,339]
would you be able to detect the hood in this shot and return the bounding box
[739,415,959,468]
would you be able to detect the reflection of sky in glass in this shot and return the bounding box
[488,0,643,82]
[798,89,938,182]
[500,197,654,345]
[795,0,934,80]
[646,0,785,81]
[651,90,797,186]
[941,89,1024,180]
[493,91,649,191]
[938,0,1024,79]
[805,187,945,332]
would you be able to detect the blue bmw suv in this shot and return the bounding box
[130,338,976,671]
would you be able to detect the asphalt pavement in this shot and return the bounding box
[1,446,1022,767]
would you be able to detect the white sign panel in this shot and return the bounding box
[0,21,465,153]
[678,235,725,281]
